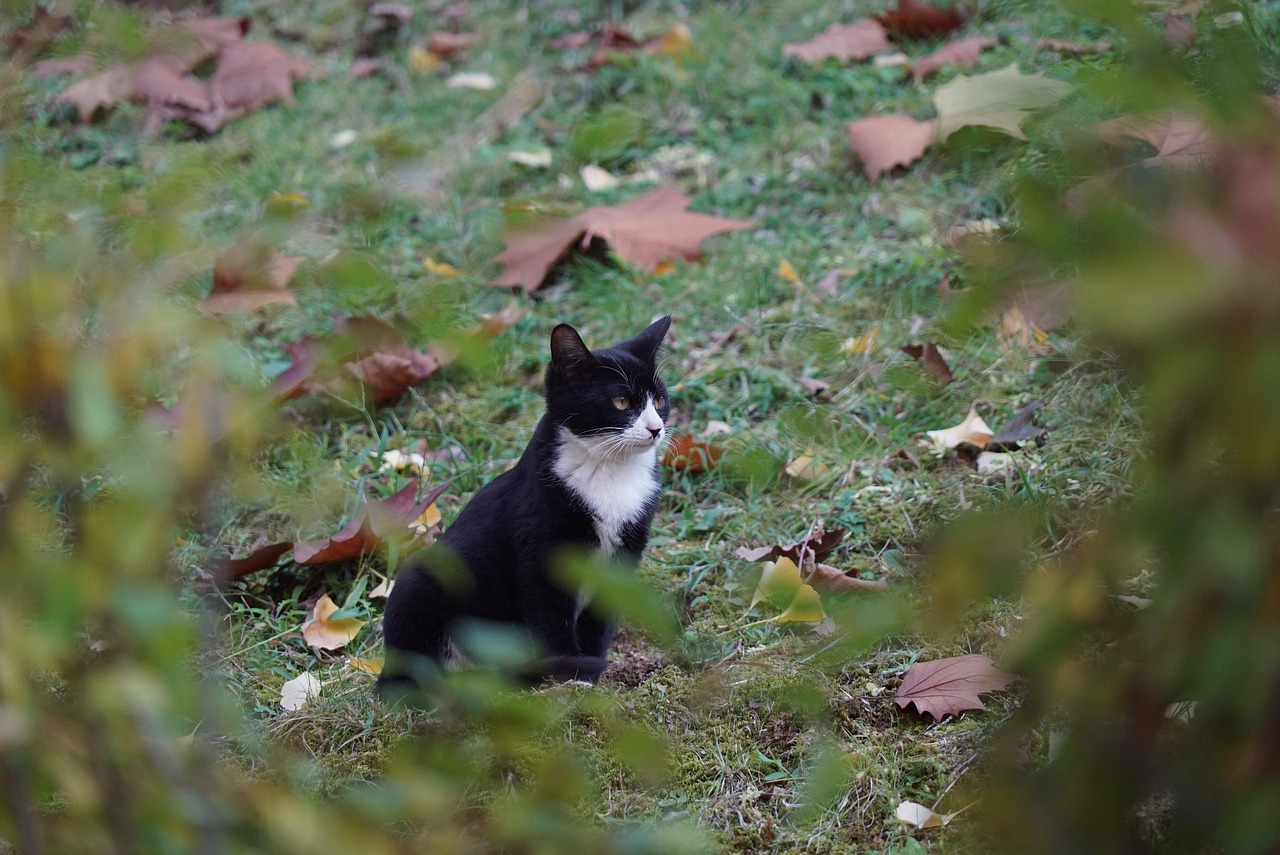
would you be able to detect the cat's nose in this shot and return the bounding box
[648,427,662,439]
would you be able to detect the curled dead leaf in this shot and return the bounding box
[926,406,994,452]
[782,19,892,64]
[280,672,322,710]
[301,594,366,650]
[662,434,724,472]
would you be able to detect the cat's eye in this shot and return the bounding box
[653,395,667,409]
[611,396,631,410]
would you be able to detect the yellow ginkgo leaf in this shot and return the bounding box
[280,672,322,711]
[301,594,366,650]
[408,46,441,71]
[409,502,442,535]
[785,454,829,481]
[423,257,460,277]
[748,556,803,610]
[926,406,994,452]
[776,583,825,623]
[777,259,802,284]
[346,657,384,676]
[841,326,881,355]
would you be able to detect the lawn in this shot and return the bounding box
[5,0,1279,852]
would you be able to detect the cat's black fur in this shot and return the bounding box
[378,316,672,700]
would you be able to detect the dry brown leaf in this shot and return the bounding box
[301,594,366,650]
[876,0,965,40]
[987,400,1047,450]
[847,115,937,179]
[926,406,994,451]
[810,563,890,593]
[492,185,753,292]
[894,653,1015,720]
[782,19,892,64]
[271,317,441,403]
[202,250,301,314]
[210,41,313,113]
[164,16,250,66]
[213,541,292,581]
[736,525,847,566]
[901,341,955,386]
[292,479,450,564]
[1095,111,1218,168]
[346,348,440,402]
[428,31,479,58]
[911,35,997,81]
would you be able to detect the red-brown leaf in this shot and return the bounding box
[1095,111,1219,168]
[270,317,440,403]
[214,541,292,581]
[910,35,997,81]
[894,654,1015,720]
[202,250,301,314]
[901,341,955,386]
[427,31,479,58]
[662,434,724,473]
[210,41,313,112]
[782,19,892,64]
[875,0,965,40]
[735,526,847,565]
[345,347,440,402]
[293,479,450,564]
[847,115,937,179]
[492,185,754,292]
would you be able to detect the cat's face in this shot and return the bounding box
[545,316,672,456]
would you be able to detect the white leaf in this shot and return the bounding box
[926,406,994,452]
[280,672,322,711]
[976,451,1013,473]
[368,575,395,599]
[508,148,553,168]
[378,449,426,473]
[580,164,620,191]
[896,800,952,829]
[446,72,497,90]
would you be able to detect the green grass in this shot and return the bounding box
[9,0,1165,850]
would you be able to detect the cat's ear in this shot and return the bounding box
[550,323,597,381]
[627,315,672,362]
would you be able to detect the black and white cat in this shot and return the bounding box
[378,316,672,699]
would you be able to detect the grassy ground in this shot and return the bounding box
[14,0,1155,851]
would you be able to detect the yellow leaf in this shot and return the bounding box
[841,326,881,355]
[409,46,441,71]
[650,23,694,60]
[776,583,825,623]
[998,305,1050,351]
[926,406,994,452]
[301,594,366,650]
[653,260,677,276]
[280,672,322,711]
[777,258,802,284]
[748,556,802,610]
[409,502,442,534]
[268,191,308,208]
[785,454,829,481]
[346,657,384,676]
[933,64,1074,142]
[423,257,460,277]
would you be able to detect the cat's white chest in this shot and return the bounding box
[552,427,660,557]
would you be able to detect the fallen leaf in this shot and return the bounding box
[798,376,830,397]
[492,185,754,292]
[810,562,890,592]
[840,326,882,354]
[933,64,1073,141]
[782,19,892,64]
[987,400,1046,450]
[347,657,384,675]
[910,36,997,81]
[1033,38,1111,55]
[475,301,525,339]
[408,502,443,537]
[508,147,553,167]
[662,434,724,472]
[422,256,460,277]
[273,317,442,403]
[447,71,497,90]
[293,479,450,564]
[896,801,954,828]
[784,454,829,481]
[1163,15,1197,51]
[749,556,803,610]
[166,16,251,66]
[213,541,293,581]
[976,451,1013,472]
[894,653,1015,719]
[427,31,479,58]
[847,115,937,179]
[777,259,802,283]
[926,406,994,451]
[580,164,620,191]
[29,54,96,79]
[408,45,441,71]
[736,525,847,566]
[876,0,965,40]
[1095,111,1218,168]
[211,41,313,113]
[368,576,395,598]
[648,24,694,60]
[201,249,301,314]
[775,583,825,623]
[346,347,440,402]
[301,593,367,650]
[369,2,414,24]
[378,449,426,473]
[901,342,955,386]
[280,672,322,710]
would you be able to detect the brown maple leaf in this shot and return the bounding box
[987,400,1047,451]
[210,41,313,113]
[847,115,937,179]
[875,0,965,41]
[735,524,848,565]
[293,479,450,564]
[1095,111,1219,168]
[271,317,442,403]
[214,541,292,582]
[202,249,301,314]
[492,185,754,292]
[160,16,250,67]
[895,653,1015,720]
[428,31,479,58]
[782,19,892,64]
[901,341,955,386]
[910,35,997,81]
